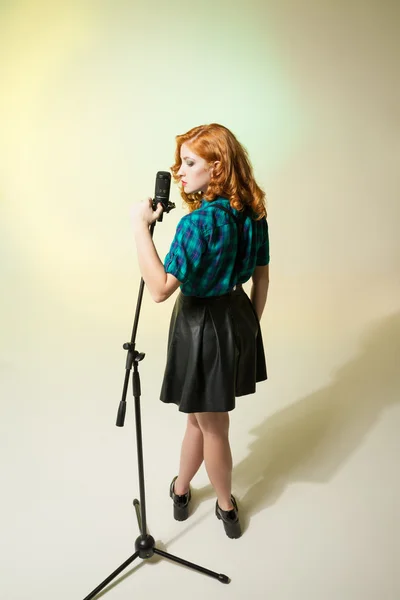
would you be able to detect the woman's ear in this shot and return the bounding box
[210,160,221,176]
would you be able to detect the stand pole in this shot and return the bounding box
[83,220,229,600]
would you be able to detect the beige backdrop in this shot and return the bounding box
[1,1,399,599]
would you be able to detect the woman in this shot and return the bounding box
[132,123,269,539]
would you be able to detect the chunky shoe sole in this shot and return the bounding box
[170,476,191,522]
[215,495,242,539]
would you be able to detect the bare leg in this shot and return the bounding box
[195,412,234,511]
[174,414,204,495]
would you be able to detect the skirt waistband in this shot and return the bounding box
[180,284,243,305]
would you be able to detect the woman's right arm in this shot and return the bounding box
[250,265,269,320]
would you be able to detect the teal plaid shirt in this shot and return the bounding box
[164,197,269,297]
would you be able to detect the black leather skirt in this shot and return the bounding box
[160,286,267,413]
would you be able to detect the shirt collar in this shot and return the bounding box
[201,196,229,208]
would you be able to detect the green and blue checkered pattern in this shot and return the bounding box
[164,197,269,297]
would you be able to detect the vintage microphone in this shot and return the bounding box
[83,172,229,600]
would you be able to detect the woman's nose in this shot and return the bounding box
[178,165,185,176]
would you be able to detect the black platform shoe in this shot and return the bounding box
[169,476,191,521]
[215,495,242,539]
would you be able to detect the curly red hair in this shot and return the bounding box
[170,123,267,219]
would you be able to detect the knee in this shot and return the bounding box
[195,412,230,438]
[187,413,202,431]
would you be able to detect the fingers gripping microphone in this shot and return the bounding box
[152,171,175,222]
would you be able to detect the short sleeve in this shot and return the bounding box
[256,219,270,266]
[164,217,206,283]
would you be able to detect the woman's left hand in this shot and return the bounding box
[131,197,164,227]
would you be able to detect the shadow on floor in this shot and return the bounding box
[233,311,400,519]
[192,311,400,524]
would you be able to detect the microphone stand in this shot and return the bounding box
[83,201,229,600]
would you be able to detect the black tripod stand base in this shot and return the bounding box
[83,539,230,599]
[83,502,230,599]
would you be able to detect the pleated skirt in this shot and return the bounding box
[160,286,267,413]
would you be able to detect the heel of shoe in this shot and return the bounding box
[222,518,242,539]
[173,503,189,521]
[215,496,242,539]
[170,476,191,522]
